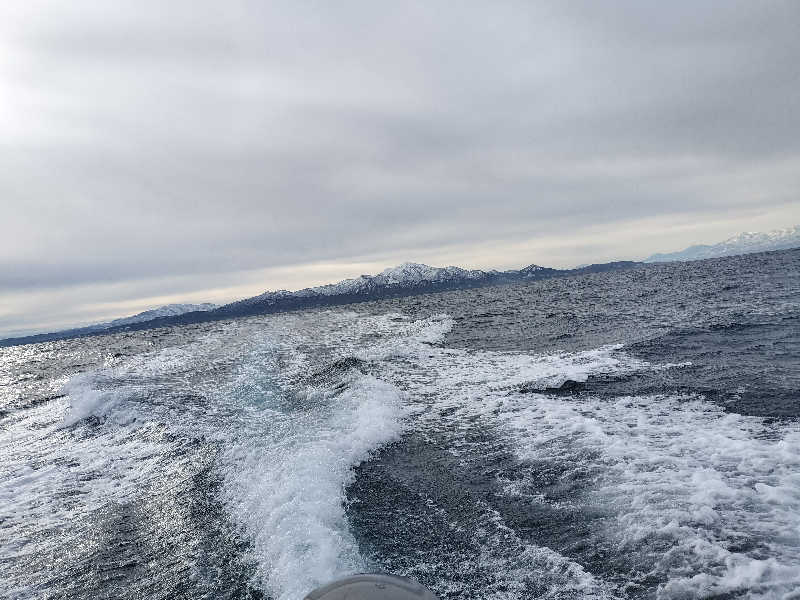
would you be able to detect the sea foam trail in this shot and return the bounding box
[186,325,411,600]
[2,318,409,600]
[496,394,800,599]
[317,314,619,598]
[345,313,800,599]
[5,309,797,600]
[220,372,406,600]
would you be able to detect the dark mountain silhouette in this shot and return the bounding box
[1,260,641,347]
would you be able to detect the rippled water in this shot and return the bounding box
[1,249,798,599]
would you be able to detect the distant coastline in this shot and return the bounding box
[6,240,800,349]
[2,260,638,347]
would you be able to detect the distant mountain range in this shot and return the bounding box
[5,225,797,348]
[1,261,636,347]
[1,303,218,347]
[97,303,218,329]
[644,225,800,263]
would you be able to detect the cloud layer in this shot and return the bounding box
[1,1,798,336]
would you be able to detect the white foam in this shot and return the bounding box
[60,376,125,426]
[219,372,407,600]
[345,314,800,599]
[314,313,627,597]
[496,395,800,598]
[5,309,797,600]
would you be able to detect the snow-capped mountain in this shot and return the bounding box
[104,303,218,328]
[0,303,219,347]
[220,262,558,314]
[1,260,637,347]
[74,303,219,334]
[645,225,800,263]
[314,262,492,295]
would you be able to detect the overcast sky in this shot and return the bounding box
[1,1,799,337]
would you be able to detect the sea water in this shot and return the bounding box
[1,249,798,599]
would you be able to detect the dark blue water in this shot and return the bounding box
[1,249,798,599]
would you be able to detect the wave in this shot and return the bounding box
[220,371,406,600]
[51,318,409,600]
[4,310,798,600]
[349,314,800,598]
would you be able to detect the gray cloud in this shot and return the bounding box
[1,1,798,335]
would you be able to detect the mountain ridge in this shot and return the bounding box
[645,225,800,263]
[1,260,637,347]
[1,303,219,348]
[103,303,217,329]
[7,226,798,349]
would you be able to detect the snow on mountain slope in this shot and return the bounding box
[228,263,489,309]
[102,303,218,328]
[224,262,559,312]
[645,225,800,263]
[314,262,488,296]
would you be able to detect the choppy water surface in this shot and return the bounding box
[1,249,798,600]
